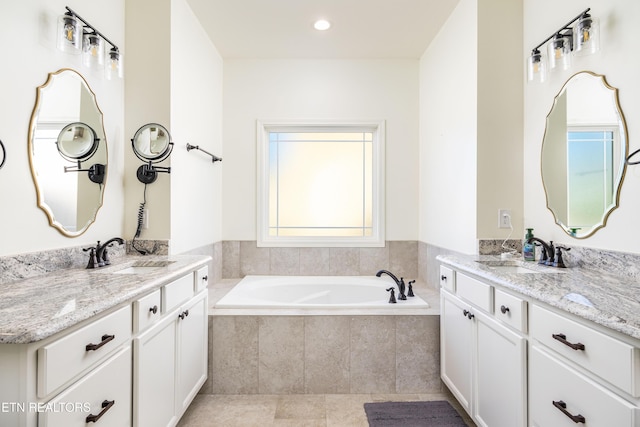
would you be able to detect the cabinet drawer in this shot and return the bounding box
[439,265,455,292]
[37,305,132,398]
[456,273,492,312]
[531,304,639,396]
[133,289,162,333]
[494,289,527,333]
[530,346,636,427]
[39,346,132,427]
[163,274,194,313]
[195,266,209,292]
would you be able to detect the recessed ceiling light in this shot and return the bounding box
[313,19,331,31]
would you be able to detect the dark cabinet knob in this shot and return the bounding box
[149,305,158,315]
[500,305,510,314]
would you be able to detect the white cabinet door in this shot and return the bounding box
[176,291,208,416]
[441,291,473,414]
[134,309,178,427]
[475,310,527,427]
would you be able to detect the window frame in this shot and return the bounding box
[257,119,385,247]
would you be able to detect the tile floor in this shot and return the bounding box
[177,392,476,426]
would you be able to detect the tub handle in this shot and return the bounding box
[386,287,397,304]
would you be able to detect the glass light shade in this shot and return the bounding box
[105,48,124,80]
[527,49,546,83]
[57,14,82,54]
[82,32,105,68]
[548,34,572,71]
[574,14,600,56]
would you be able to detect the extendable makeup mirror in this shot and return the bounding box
[131,123,173,183]
[57,122,105,184]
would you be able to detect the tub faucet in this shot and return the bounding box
[526,237,554,266]
[95,237,125,267]
[376,270,406,300]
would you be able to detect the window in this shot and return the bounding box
[566,128,617,228]
[257,120,385,247]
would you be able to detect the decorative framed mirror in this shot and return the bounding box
[28,69,107,237]
[541,71,628,238]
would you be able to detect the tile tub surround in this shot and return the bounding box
[206,279,441,395]
[0,254,210,343]
[222,241,419,280]
[438,254,640,340]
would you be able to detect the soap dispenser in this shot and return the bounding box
[523,228,535,261]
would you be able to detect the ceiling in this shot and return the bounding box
[185,0,460,59]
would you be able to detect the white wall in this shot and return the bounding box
[419,0,523,254]
[124,0,223,254]
[222,59,420,241]
[169,0,223,254]
[419,0,478,254]
[476,0,523,239]
[125,0,172,242]
[0,0,125,256]
[523,0,640,253]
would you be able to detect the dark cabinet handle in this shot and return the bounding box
[552,333,585,351]
[441,275,447,281]
[149,305,158,314]
[500,305,510,314]
[462,309,474,320]
[202,275,208,282]
[85,334,115,352]
[552,400,585,423]
[178,310,190,320]
[86,399,115,423]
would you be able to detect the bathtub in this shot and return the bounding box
[214,275,430,309]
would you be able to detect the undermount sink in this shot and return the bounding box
[112,260,175,275]
[475,260,561,274]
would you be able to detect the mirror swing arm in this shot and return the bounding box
[626,148,640,166]
[0,139,5,170]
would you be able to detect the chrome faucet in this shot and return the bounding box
[376,270,406,300]
[84,237,125,268]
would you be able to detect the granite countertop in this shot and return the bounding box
[437,254,640,341]
[0,255,210,344]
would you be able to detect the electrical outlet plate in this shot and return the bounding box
[498,209,511,229]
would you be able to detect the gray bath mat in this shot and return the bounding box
[364,400,467,427]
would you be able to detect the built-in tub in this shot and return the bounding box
[214,275,430,309]
[208,275,439,395]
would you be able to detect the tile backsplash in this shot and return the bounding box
[221,240,419,280]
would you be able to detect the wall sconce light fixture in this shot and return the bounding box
[57,122,105,184]
[132,123,173,184]
[57,6,123,79]
[527,8,599,83]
